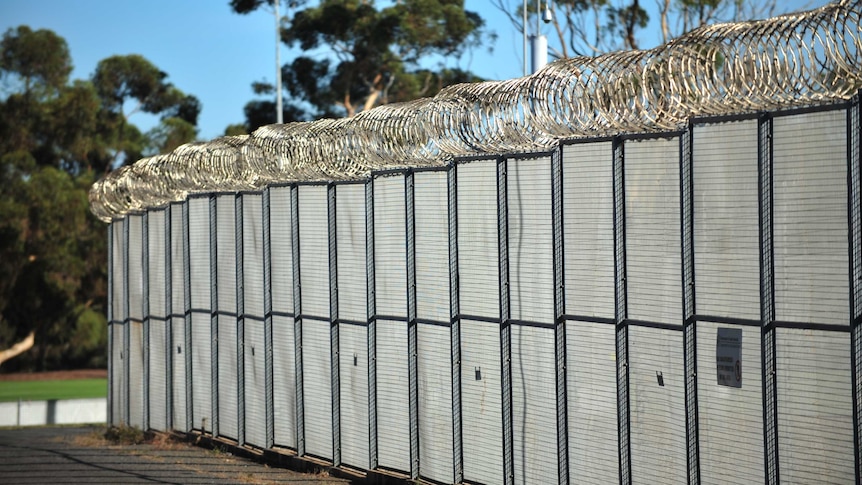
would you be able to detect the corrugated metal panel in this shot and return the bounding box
[457,161,499,318]
[417,323,453,483]
[696,322,763,485]
[625,138,682,326]
[112,221,124,321]
[777,328,853,483]
[129,320,145,428]
[272,314,296,448]
[566,320,618,484]
[335,184,367,323]
[511,324,557,484]
[216,195,237,313]
[414,171,449,322]
[171,316,187,431]
[111,323,124,425]
[773,110,849,325]
[243,194,264,318]
[508,157,554,324]
[303,319,333,459]
[128,215,144,321]
[299,186,330,318]
[245,320,267,448]
[188,197,210,309]
[461,318,503,485]
[374,176,407,317]
[148,210,167,319]
[339,323,369,469]
[269,187,294,314]
[170,205,185,315]
[562,142,615,320]
[628,325,686,483]
[149,320,168,431]
[218,314,238,439]
[693,121,760,320]
[191,311,212,430]
[376,318,410,472]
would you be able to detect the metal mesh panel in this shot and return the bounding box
[339,322,369,469]
[149,320,168,430]
[414,171,450,322]
[129,320,145,428]
[218,314,238,439]
[461,318,504,485]
[243,194,264,318]
[773,110,849,325]
[566,320,619,483]
[272,314,296,448]
[628,325,687,483]
[188,197,210,310]
[170,204,185,315]
[562,142,615,320]
[457,160,500,318]
[776,328,854,483]
[171,316,187,431]
[335,184,367,322]
[693,120,760,320]
[111,322,124,425]
[128,215,144,321]
[624,138,682,326]
[269,186,294,314]
[112,221,125,321]
[374,175,407,317]
[216,195,237,313]
[299,186,330,318]
[303,318,333,460]
[244,320,267,448]
[696,322,763,484]
[417,323,453,483]
[511,324,557,485]
[375,318,410,472]
[148,210,167,319]
[190,311,212,431]
[508,157,555,324]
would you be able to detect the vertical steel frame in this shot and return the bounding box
[612,137,631,485]
[328,184,342,466]
[183,200,193,432]
[848,93,862,483]
[680,126,700,485]
[262,188,275,449]
[107,224,114,426]
[123,215,131,425]
[498,157,514,485]
[758,114,779,485]
[210,195,220,437]
[236,194,246,446]
[165,205,174,430]
[142,212,151,431]
[551,147,569,485]
[405,172,420,480]
[366,179,378,469]
[448,164,464,485]
[291,185,305,455]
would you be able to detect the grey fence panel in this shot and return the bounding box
[148,210,167,320]
[566,320,618,484]
[413,170,454,483]
[628,325,687,483]
[374,175,407,317]
[624,137,682,326]
[335,184,367,322]
[693,120,760,320]
[110,220,124,426]
[297,185,332,460]
[190,311,212,431]
[128,215,145,429]
[149,320,168,430]
[111,322,124,425]
[776,329,853,483]
[461,318,503,485]
[147,209,168,431]
[188,196,211,431]
[169,203,188,431]
[773,110,849,325]
[457,160,500,319]
[244,318,266,447]
[243,194,265,318]
[270,187,295,315]
[696,322,763,485]
[339,322,369,469]
[112,221,125,328]
[562,142,615,320]
[510,325,556,485]
[242,193,266,448]
[128,215,144,323]
[215,194,238,440]
[272,314,297,448]
[129,320,145,428]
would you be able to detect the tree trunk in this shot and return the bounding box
[0,331,35,368]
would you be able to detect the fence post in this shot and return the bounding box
[183,199,194,433]
[848,92,862,484]
[329,183,342,466]
[236,194,246,446]
[405,172,420,479]
[210,194,220,437]
[263,188,275,449]
[758,114,779,485]
[107,224,114,427]
[123,215,131,426]
[143,211,151,431]
[551,146,568,485]
[448,163,463,485]
[612,137,631,485]
[165,205,173,431]
[366,179,378,470]
[291,185,305,456]
[680,125,700,485]
[498,157,514,485]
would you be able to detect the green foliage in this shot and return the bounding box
[0,26,72,97]
[0,378,107,402]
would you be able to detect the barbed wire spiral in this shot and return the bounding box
[89,0,862,221]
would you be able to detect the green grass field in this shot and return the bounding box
[0,379,107,402]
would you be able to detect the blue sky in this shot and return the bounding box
[1,0,825,141]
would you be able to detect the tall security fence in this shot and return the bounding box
[96,2,862,484]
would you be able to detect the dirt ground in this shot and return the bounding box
[0,369,107,381]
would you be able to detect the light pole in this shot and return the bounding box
[524,0,550,75]
[275,0,283,124]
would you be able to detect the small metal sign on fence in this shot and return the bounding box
[716,328,742,388]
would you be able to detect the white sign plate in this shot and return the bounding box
[716,328,742,388]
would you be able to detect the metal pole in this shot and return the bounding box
[275,0,283,124]
[523,0,527,76]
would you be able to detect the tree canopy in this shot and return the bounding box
[0,26,202,371]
